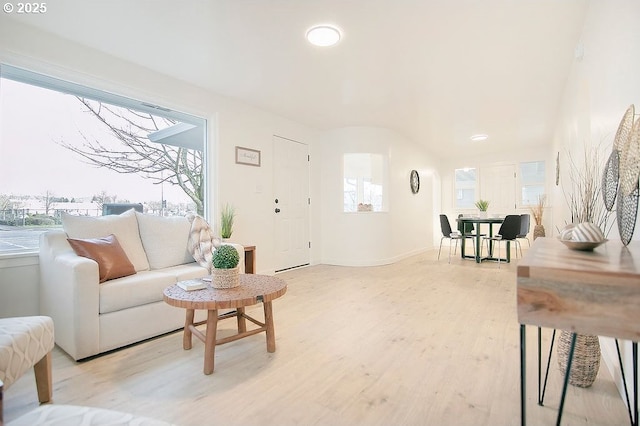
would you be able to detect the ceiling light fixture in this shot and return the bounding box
[470,134,488,142]
[306,25,342,47]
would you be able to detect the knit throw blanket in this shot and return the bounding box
[187,215,221,273]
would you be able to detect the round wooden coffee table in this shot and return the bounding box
[163,274,287,375]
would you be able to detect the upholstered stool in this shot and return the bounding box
[7,404,176,426]
[0,316,55,404]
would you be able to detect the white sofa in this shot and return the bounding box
[39,210,243,361]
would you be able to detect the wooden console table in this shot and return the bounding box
[517,237,640,425]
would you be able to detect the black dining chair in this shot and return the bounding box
[438,214,467,263]
[515,213,531,257]
[482,214,521,268]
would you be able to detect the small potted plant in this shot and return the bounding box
[475,199,490,218]
[211,244,240,289]
[220,203,235,240]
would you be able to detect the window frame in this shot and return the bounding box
[0,64,208,255]
[519,160,546,207]
[343,153,388,213]
[454,167,477,209]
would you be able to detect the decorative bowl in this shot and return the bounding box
[558,238,607,251]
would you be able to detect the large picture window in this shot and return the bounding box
[0,65,207,254]
[520,161,545,206]
[454,168,476,209]
[343,153,387,212]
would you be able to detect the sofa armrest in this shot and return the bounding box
[39,230,100,360]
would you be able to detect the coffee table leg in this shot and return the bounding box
[204,309,218,375]
[264,301,276,353]
[184,309,195,350]
[237,307,247,333]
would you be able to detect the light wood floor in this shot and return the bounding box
[4,248,631,425]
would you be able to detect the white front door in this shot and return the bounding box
[479,164,516,214]
[273,136,310,272]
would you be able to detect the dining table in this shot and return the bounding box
[456,216,510,263]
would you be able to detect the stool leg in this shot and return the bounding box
[34,351,52,403]
[264,301,276,353]
[204,310,218,375]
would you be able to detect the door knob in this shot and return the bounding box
[275,208,281,213]
[275,198,279,203]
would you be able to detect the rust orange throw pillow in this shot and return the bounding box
[67,234,136,283]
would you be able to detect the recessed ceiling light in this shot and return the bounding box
[470,134,488,142]
[306,25,341,47]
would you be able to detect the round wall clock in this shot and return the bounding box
[410,169,420,194]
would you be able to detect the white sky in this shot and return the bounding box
[0,78,193,205]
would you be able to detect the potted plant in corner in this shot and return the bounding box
[475,199,490,218]
[211,244,240,289]
[220,203,235,241]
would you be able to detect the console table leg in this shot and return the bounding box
[540,329,557,406]
[204,309,218,375]
[556,332,577,426]
[538,327,541,405]
[633,342,638,426]
[521,324,526,426]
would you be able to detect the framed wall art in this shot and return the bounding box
[235,146,261,167]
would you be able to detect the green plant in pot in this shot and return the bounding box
[211,244,240,289]
[475,199,490,217]
[220,203,235,240]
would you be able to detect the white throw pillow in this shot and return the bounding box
[62,209,150,272]
[135,212,193,269]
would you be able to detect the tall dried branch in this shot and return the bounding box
[57,98,204,214]
[530,194,546,225]
[562,142,614,235]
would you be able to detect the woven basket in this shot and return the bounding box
[557,331,601,388]
[533,224,546,240]
[211,266,240,289]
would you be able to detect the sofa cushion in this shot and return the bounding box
[98,265,208,315]
[160,263,209,282]
[135,212,193,269]
[67,234,136,283]
[99,270,176,314]
[62,209,149,272]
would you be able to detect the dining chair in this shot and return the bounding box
[515,213,531,257]
[457,214,485,256]
[482,214,521,268]
[438,214,465,263]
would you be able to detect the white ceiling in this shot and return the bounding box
[4,0,588,159]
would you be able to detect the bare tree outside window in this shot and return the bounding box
[37,190,56,216]
[91,191,117,213]
[57,98,204,215]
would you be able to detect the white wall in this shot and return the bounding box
[0,19,441,316]
[0,18,320,315]
[550,0,640,406]
[319,127,438,266]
